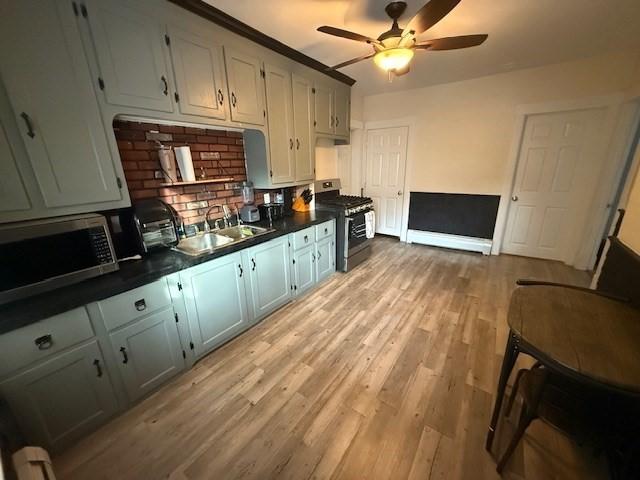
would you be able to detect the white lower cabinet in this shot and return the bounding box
[292,244,316,296]
[0,224,336,452]
[0,340,118,452]
[316,236,335,283]
[179,252,251,358]
[243,236,292,320]
[109,307,184,402]
[290,220,336,297]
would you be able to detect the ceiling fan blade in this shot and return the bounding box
[404,0,462,35]
[394,64,410,76]
[327,52,375,71]
[317,26,380,45]
[415,34,488,50]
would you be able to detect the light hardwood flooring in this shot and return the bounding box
[55,236,607,479]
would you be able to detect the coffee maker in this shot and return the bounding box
[239,181,260,223]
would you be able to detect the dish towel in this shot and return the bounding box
[365,210,375,239]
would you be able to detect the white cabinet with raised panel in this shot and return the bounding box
[314,84,350,139]
[264,64,296,184]
[314,84,334,136]
[334,88,350,137]
[0,0,122,209]
[292,74,315,182]
[0,340,118,453]
[84,0,173,112]
[0,118,30,213]
[224,48,265,126]
[167,25,228,120]
[109,308,184,402]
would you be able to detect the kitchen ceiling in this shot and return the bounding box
[204,0,640,96]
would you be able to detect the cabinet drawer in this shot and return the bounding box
[98,279,172,331]
[0,307,94,378]
[315,220,334,242]
[292,226,315,251]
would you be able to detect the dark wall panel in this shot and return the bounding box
[408,192,500,240]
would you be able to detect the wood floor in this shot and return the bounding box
[55,236,606,480]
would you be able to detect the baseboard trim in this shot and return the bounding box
[406,230,492,255]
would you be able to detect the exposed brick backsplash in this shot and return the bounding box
[114,120,273,226]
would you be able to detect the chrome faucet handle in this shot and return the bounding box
[214,218,225,230]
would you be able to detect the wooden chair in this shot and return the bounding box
[496,364,598,473]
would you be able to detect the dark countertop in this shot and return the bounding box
[0,210,336,334]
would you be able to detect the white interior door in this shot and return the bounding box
[365,127,408,237]
[502,108,608,263]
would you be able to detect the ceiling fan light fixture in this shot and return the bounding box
[373,48,414,72]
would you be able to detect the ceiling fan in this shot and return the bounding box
[317,0,488,77]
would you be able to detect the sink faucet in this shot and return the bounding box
[205,204,236,231]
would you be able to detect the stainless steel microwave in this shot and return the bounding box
[0,213,118,305]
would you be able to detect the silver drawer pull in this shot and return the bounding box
[134,299,146,311]
[304,235,308,243]
[35,334,53,350]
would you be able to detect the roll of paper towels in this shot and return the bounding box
[175,146,196,182]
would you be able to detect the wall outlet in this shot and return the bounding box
[186,201,209,209]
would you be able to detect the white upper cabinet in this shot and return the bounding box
[314,84,334,135]
[0,119,30,213]
[85,0,173,112]
[292,74,315,182]
[0,0,121,208]
[167,25,228,120]
[264,64,295,184]
[314,83,350,138]
[224,48,265,126]
[334,88,350,137]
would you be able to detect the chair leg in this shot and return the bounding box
[497,407,535,474]
[505,369,526,418]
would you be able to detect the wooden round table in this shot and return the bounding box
[486,284,640,451]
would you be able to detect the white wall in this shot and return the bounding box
[362,51,640,196]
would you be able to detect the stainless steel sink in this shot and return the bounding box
[173,225,273,256]
[216,225,272,240]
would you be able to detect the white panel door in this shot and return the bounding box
[365,127,408,237]
[502,108,608,262]
[167,25,227,120]
[86,0,173,112]
[224,48,265,126]
[0,0,122,207]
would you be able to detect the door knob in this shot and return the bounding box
[397,191,402,196]
[511,195,519,201]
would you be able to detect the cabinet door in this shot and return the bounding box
[167,25,227,120]
[316,237,335,283]
[292,244,316,296]
[245,237,291,320]
[109,308,184,402]
[292,75,315,182]
[85,0,173,112]
[0,118,30,213]
[180,252,250,358]
[264,65,295,184]
[0,340,118,452]
[0,0,121,207]
[224,48,265,125]
[314,84,334,135]
[334,89,350,137]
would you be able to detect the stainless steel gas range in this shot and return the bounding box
[314,179,374,272]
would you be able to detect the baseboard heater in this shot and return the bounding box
[406,192,500,255]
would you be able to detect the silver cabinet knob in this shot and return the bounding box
[511,195,519,201]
